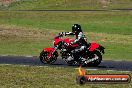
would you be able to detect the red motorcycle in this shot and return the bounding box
[39,33,105,66]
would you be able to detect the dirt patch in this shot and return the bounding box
[0,0,13,7]
[100,0,111,4]
[99,0,111,7]
[0,25,131,45]
[86,32,132,45]
[0,26,57,41]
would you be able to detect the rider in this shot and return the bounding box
[60,24,88,54]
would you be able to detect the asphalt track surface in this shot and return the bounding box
[0,56,132,72]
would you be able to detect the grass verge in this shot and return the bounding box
[1,0,132,10]
[0,11,132,35]
[0,64,131,88]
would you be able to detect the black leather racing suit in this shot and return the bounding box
[63,32,88,53]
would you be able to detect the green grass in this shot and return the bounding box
[0,64,131,88]
[0,11,132,35]
[1,0,132,10]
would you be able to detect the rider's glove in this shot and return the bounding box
[60,32,66,36]
[63,32,67,36]
[70,42,74,45]
[59,32,63,36]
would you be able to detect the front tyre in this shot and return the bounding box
[39,51,47,64]
[39,51,58,64]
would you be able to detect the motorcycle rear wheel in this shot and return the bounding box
[84,51,102,67]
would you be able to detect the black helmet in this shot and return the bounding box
[72,24,82,34]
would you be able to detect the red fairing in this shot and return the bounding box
[43,48,55,58]
[63,38,71,43]
[89,42,99,51]
[63,38,79,48]
[54,38,62,46]
[43,48,54,52]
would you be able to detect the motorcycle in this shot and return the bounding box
[39,33,105,66]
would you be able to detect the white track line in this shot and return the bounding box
[25,56,34,57]
[75,68,131,72]
[86,68,131,72]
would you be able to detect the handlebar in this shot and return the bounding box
[55,32,66,39]
[58,33,63,37]
[54,33,63,39]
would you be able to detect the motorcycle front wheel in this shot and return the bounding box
[39,51,58,64]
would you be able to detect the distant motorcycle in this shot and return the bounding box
[39,33,105,66]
